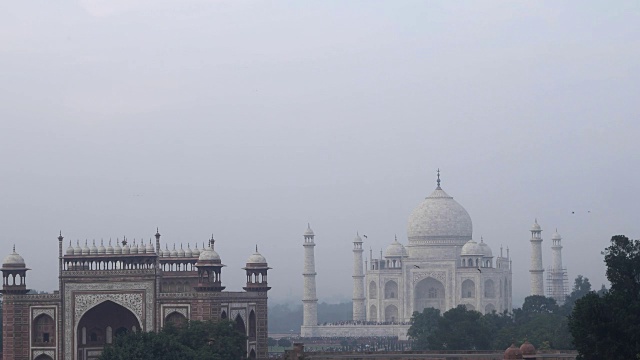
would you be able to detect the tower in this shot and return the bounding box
[547,229,568,304]
[1,246,30,294]
[352,233,365,321]
[243,246,271,292]
[529,219,544,296]
[301,224,318,331]
[194,236,225,292]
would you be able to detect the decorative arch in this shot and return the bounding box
[249,349,256,359]
[369,281,377,299]
[75,294,143,332]
[485,303,496,314]
[384,305,398,322]
[414,277,445,313]
[165,312,187,327]
[369,305,377,321]
[484,279,495,298]
[235,314,246,335]
[33,313,55,346]
[221,310,227,319]
[384,280,398,299]
[76,300,140,355]
[464,303,476,311]
[461,279,475,298]
[34,355,54,360]
[248,310,257,340]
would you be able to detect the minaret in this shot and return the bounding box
[547,229,568,304]
[302,224,318,331]
[529,219,544,296]
[352,233,365,321]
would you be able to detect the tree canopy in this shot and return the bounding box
[99,320,246,360]
[569,235,640,360]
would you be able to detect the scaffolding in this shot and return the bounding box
[546,266,568,305]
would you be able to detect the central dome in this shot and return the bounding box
[407,186,472,244]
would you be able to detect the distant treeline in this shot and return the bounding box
[268,302,352,333]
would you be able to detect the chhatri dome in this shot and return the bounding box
[3,246,26,267]
[384,236,407,258]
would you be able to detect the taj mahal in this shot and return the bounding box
[300,171,565,338]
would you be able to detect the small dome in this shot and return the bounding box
[122,242,131,255]
[552,230,562,240]
[66,241,74,255]
[74,240,82,255]
[3,246,26,267]
[81,240,90,255]
[177,244,185,257]
[146,239,154,253]
[461,239,483,256]
[246,246,267,265]
[531,219,541,231]
[162,244,170,257]
[353,233,362,243]
[106,240,114,255]
[504,344,523,359]
[384,237,407,258]
[170,244,178,257]
[98,240,106,255]
[304,224,314,236]
[90,240,98,255]
[520,341,536,355]
[198,245,221,262]
[479,238,493,257]
[114,241,122,255]
[192,243,200,257]
[185,244,193,258]
[138,240,146,254]
[130,240,138,254]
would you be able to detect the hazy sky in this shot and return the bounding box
[1,1,639,306]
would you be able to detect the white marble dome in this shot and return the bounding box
[460,239,483,256]
[198,246,221,262]
[246,249,267,265]
[407,186,472,243]
[479,238,493,257]
[552,230,561,240]
[384,238,407,258]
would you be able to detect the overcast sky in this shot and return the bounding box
[1,1,639,306]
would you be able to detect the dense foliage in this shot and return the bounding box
[569,235,640,360]
[408,275,598,351]
[99,320,246,360]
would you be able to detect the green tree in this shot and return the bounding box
[428,306,490,350]
[559,275,592,315]
[569,235,640,360]
[521,295,559,315]
[277,338,292,348]
[267,337,277,347]
[407,307,440,350]
[99,320,246,360]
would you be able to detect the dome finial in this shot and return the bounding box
[436,168,441,189]
[13,244,16,253]
[255,244,258,253]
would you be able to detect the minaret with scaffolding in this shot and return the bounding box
[547,229,568,304]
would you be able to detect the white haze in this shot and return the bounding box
[0,1,639,307]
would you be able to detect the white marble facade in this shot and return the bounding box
[364,181,513,322]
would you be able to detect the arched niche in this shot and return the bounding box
[384,305,398,322]
[33,314,55,346]
[485,303,496,314]
[484,279,495,298]
[384,280,398,299]
[235,314,246,335]
[248,310,257,340]
[165,311,187,327]
[369,305,377,321]
[369,281,377,299]
[461,279,475,298]
[414,277,445,313]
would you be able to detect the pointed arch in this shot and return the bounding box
[221,310,227,320]
[369,305,377,321]
[369,281,377,299]
[384,280,398,299]
[484,279,495,298]
[248,310,257,340]
[235,314,246,335]
[414,277,445,313]
[249,349,257,359]
[462,279,475,298]
[384,305,398,322]
[165,312,187,327]
[33,313,55,346]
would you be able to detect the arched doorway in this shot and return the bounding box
[414,277,445,313]
[77,300,140,358]
[384,281,398,299]
[384,305,398,322]
[33,314,55,346]
[249,349,257,359]
[248,310,256,340]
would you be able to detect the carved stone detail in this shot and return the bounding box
[32,307,55,321]
[32,349,56,359]
[164,307,189,318]
[412,271,446,285]
[64,281,154,360]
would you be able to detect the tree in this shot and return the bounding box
[559,275,592,315]
[267,337,277,347]
[408,307,440,350]
[277,338,292,348]
[569,235,640,360]
[521,295,559,315]
[427,306,490,350]
[99,320,246,360]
